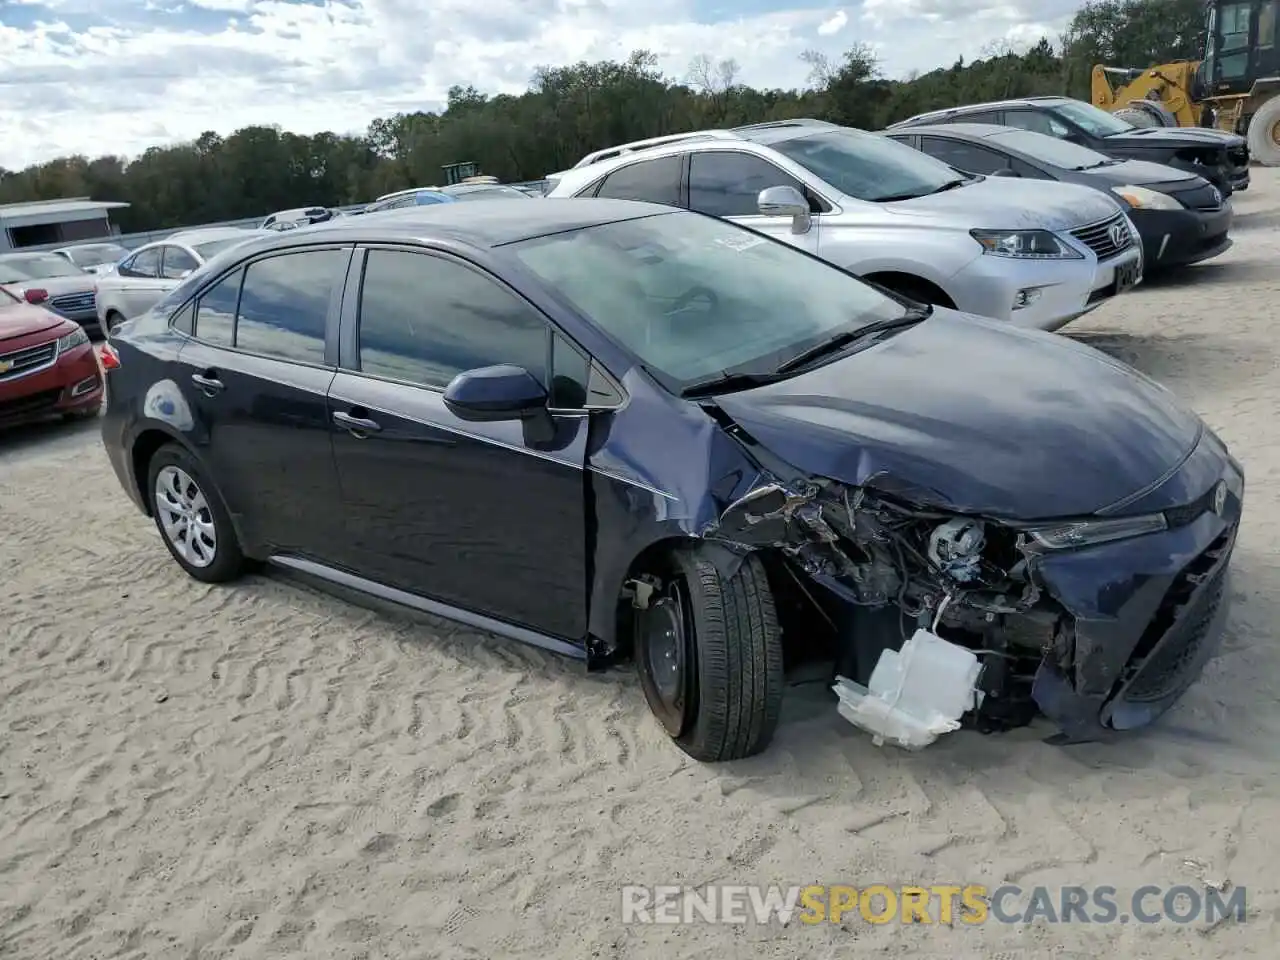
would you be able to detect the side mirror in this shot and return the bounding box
[990,167,1021,178]
[443,364,548,422]
[757,185,813,235]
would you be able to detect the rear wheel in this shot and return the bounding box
[146,443,247,583]
[103,311,125,337]
[1246,97,1280,167]
[634,548,784,762]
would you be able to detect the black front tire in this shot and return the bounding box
[146,443,247,584]
[636,548,785,762]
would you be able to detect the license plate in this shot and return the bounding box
[1114,258,1142,293]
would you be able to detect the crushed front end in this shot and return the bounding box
[702,440,1244,747]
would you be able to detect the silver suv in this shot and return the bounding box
[546,120,1144,332]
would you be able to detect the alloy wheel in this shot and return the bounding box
[155,465,218,568]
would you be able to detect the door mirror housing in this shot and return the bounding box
[757,185,813,235]
[990,167,1021,178]
[443,364,549,422]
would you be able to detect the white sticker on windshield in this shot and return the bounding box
[714,236,767,252]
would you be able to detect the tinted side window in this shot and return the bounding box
[170,302,194,335]
[128,248,161,279]
[1003,110,1071,138]
[550,333,589,409]
[357,250,549,389]
[161,246,198,280]
[917,137,1009,175]
[689,152,806,217]
[234,250,343,364]
[194,268,241,346]
[593,156,683,206]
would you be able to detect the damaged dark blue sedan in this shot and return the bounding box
[99,198,1244,762]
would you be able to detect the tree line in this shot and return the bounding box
[0,0,1204,234]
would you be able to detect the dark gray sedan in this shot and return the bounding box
[885,123,1232,272]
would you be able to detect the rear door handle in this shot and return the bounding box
[191,372,224,394]
[333,410,382,435]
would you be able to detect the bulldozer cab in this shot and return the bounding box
[1200,0,1280,97]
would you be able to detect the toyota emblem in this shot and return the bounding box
[1108,221,1128,248]
[1211,480,1227,516]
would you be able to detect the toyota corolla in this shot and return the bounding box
[99,200,1243,761]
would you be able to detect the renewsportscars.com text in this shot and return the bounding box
[620,883,1247,926]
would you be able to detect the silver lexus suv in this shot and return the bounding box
[546,119,1143,332]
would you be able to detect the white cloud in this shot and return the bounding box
[817,9,847,36]
[0,0,1079,168]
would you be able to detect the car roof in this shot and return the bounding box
[158,227,260,246]
[888,122,1018,140]
[891,96,1072,127]
[223,198,677,253]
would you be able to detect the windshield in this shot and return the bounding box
[508,211,908,389]
[1050,100,1134,137]
[65,243,128,267]
[770,129,967,202]
[0,253,87,282]
[194,237,249,260]
[989,129,1114,170]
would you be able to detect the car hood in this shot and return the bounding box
[885,176,1122,230]
[711,310,1203,520]
[1076,159,1202,188]
[1105,127,1246,149]
[0,302,64,342]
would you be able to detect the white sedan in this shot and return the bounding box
[95,227,261,335]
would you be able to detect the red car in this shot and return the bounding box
[0,284,103,428]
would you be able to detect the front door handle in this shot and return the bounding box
[191,372,224,395]
[333,410,382,435]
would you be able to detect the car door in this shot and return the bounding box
[174,244,350,559]
[327,245,590,642]
[686,151,822,256]
[114,246,164,318]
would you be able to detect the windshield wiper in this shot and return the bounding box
[774,306,932,375]
[680,370,791,399]
[874,178,968,202]
[1075,159,1122,170]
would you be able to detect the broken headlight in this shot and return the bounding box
[1022,512,1167,550]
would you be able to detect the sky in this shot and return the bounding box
[0,0,1084,169]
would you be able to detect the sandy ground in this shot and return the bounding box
[3,179,1280,960]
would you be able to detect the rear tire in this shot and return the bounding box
[635,548,784,762]
[146,443,247,584]
[104,311,125,338]
[1247,97,1280,166]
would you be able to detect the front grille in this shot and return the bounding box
[49,291,96,313]
[1171,183,1223,211]
[0,339,57,382]
[0,386,63,419]
[1070,213,1135,260]
[1122,528,1233,702]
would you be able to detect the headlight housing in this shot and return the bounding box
[1020,513,1167,549]
[56,325,90,355]
[970,229,1084,260]
[1110,185,1182,211]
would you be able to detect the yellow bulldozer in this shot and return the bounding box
[1091,0,1280,163]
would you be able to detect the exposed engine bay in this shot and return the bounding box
[703,476,1076,745]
